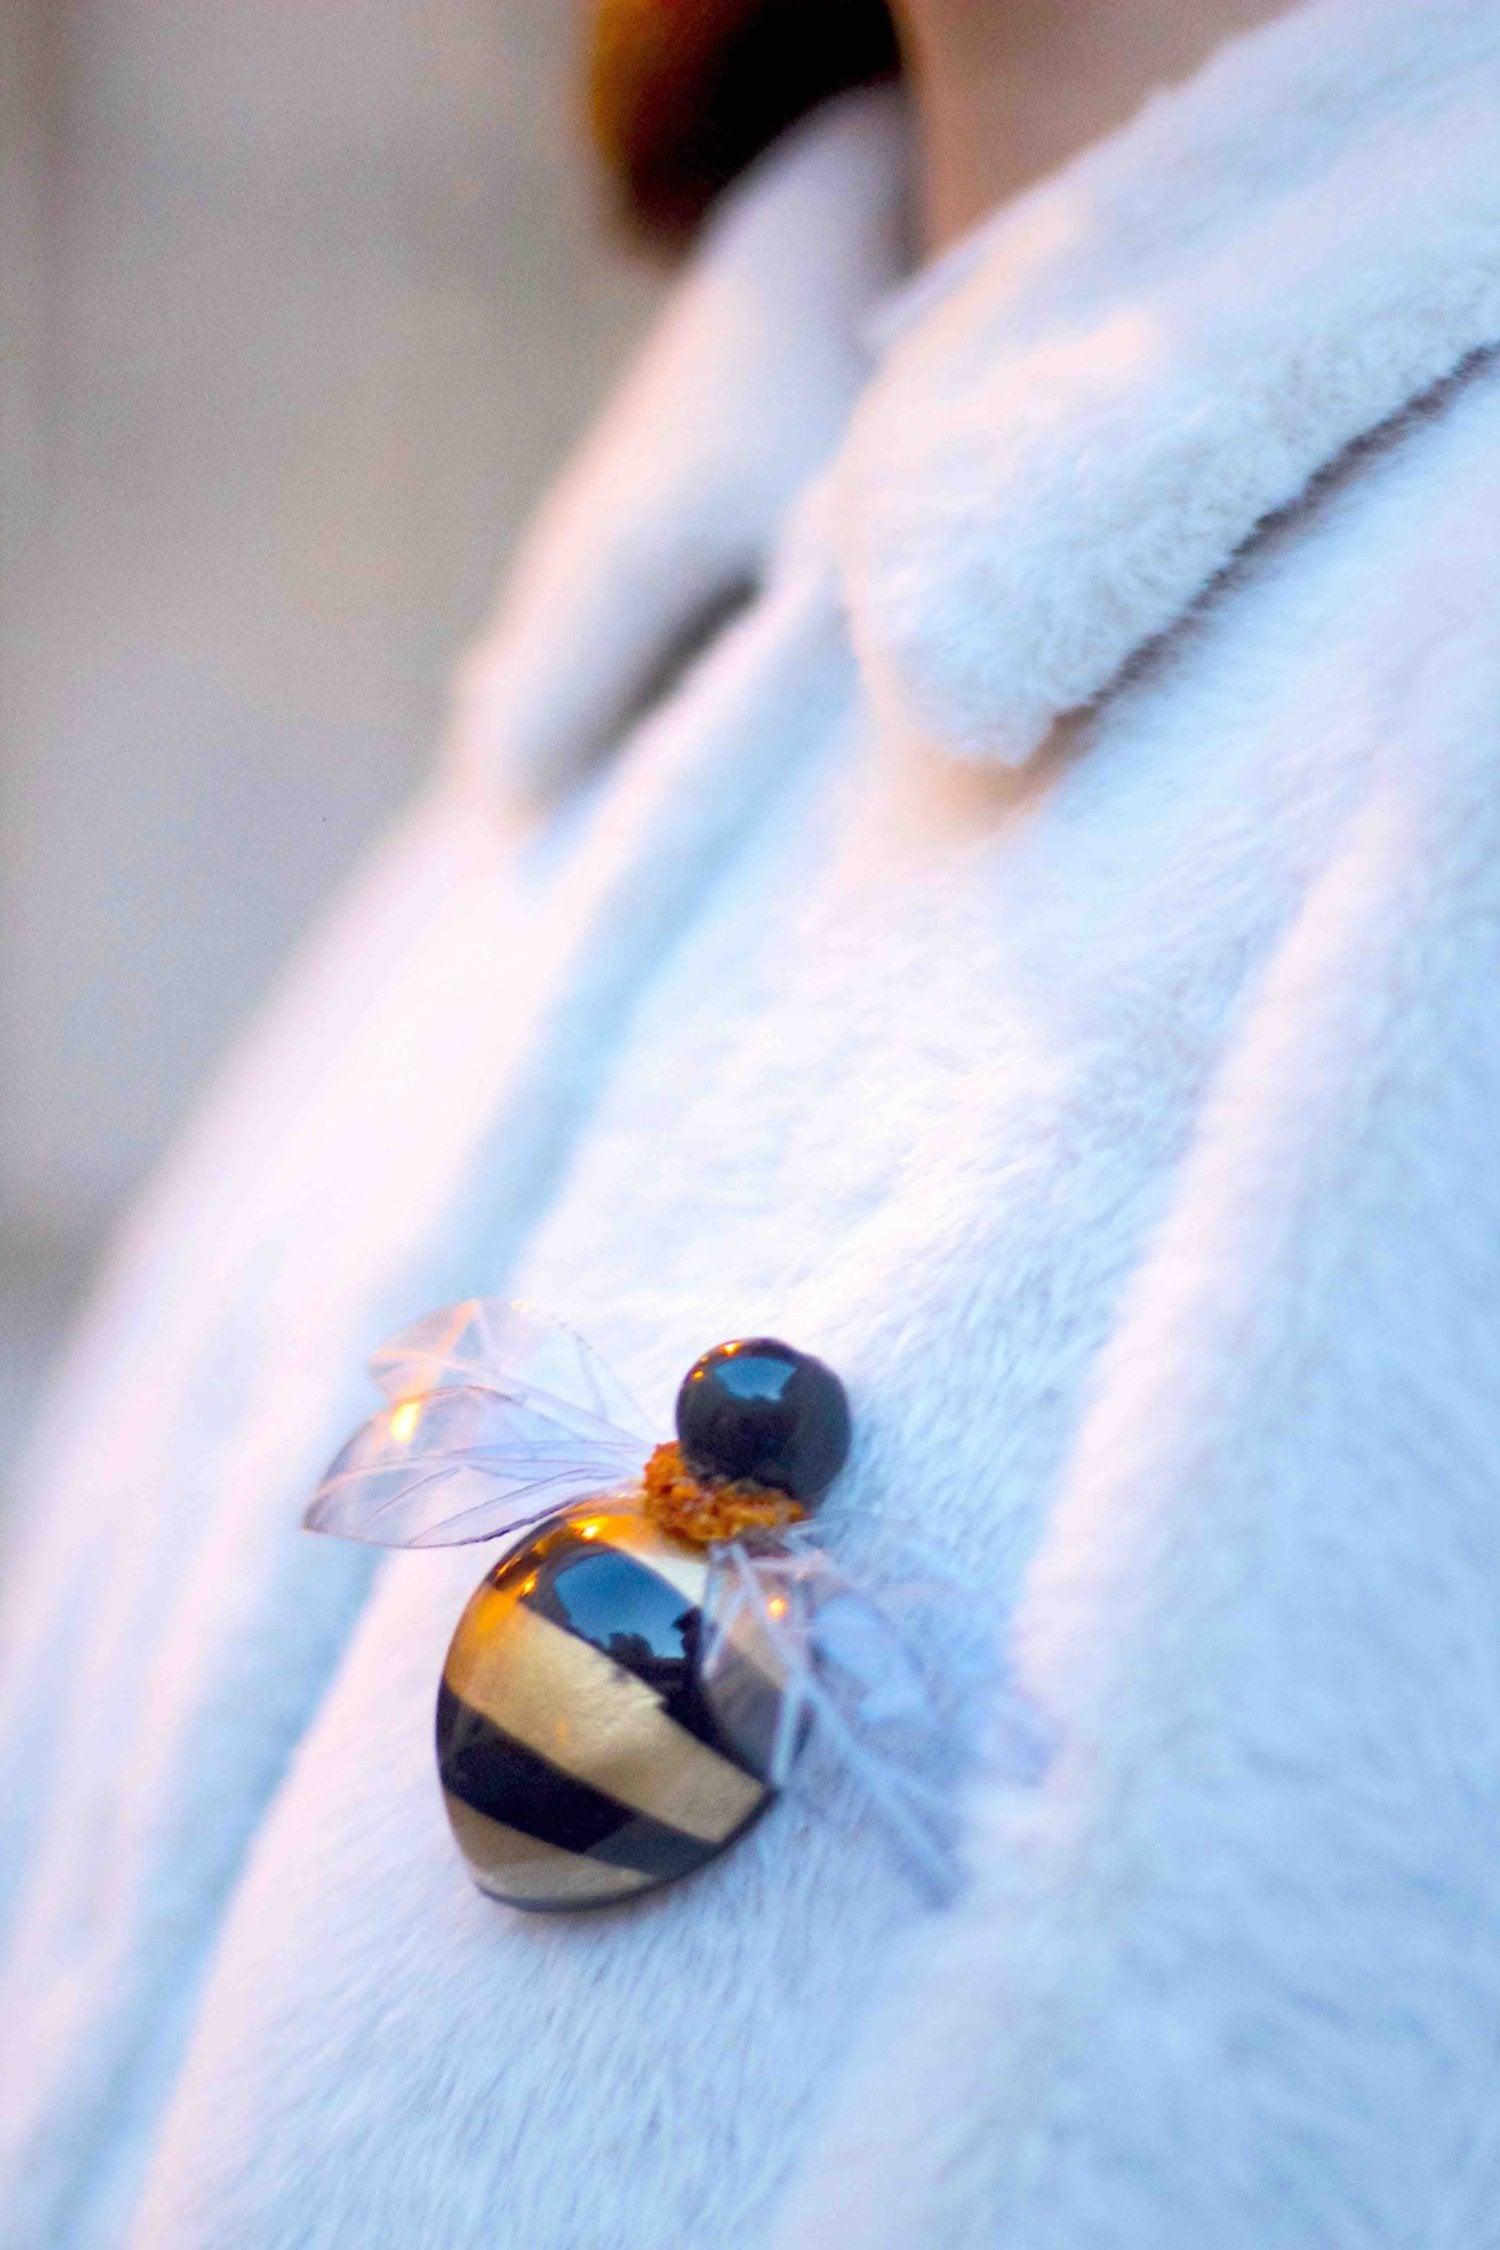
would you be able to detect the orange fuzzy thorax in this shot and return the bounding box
[640,1441,805,1549]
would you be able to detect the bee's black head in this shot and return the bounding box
[674,1338,850,1505]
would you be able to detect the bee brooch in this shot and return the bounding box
[306,1299,1044,1912]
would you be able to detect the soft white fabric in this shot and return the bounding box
[5,4,1500,2244]
[841,0,1500,764]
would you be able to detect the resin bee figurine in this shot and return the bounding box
[305,1299,1006,1912]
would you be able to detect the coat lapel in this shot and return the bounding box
[463,0,1500,806]
[449,89,908,809]
[835,0,1500,765]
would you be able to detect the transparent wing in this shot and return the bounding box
[304,1382,644,1549]
[368,1298,654,1447]
[700,1528,1053,1905]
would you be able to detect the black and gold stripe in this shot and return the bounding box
[435,1507,781,1910]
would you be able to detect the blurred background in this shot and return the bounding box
[0,0,660,1458]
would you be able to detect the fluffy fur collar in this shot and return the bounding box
[456,0,1500,801]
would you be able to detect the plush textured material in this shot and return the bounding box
[5,4,1500,2243]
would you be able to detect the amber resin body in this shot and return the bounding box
[436,1507,781,1910]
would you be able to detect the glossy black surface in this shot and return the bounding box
[525,1533,727,1758]
[435,1510,783,1910]
[435,1681,710,1881]
[675,1336,851,1502]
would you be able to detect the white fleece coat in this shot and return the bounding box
[6,5,1500,2244]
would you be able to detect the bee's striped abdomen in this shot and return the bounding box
[435,1508,779,1910]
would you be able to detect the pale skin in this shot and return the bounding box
[889,0,1295,248]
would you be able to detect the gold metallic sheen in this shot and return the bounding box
[443,1589,763,1844]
